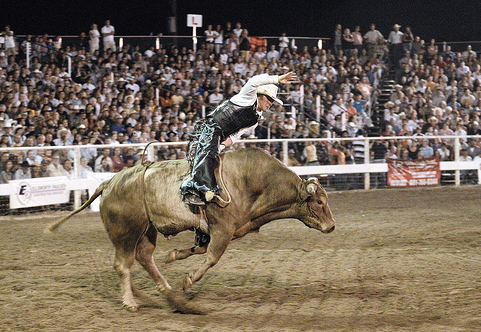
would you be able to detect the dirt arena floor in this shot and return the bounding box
[1,186,480,332]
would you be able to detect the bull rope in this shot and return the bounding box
[139,141,231,217]
[137,143,209,236]
[140,142,156,223]
[213,154,232,207]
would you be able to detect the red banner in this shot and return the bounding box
[387,157,441,188]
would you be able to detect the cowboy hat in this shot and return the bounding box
[384,101,395,108]
[257,84,283,105]
[57,128,71,138]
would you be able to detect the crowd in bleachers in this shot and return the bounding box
[0,21,480,184]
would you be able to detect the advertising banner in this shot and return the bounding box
[9,176,70,209]
[387,157,440,188]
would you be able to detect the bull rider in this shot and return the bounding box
[181,71,298,206]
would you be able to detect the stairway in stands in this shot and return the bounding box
[367,68,397,136]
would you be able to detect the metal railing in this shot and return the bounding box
[0,134,479,212]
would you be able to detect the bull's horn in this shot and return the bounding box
[306,183,317,195]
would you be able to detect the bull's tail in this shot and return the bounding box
[44,180,109,233]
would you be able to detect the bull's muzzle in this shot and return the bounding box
[324,225,335,233]
[321,221,335,233]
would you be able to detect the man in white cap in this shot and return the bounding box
[388,24,404,68]
[181,71,297,206]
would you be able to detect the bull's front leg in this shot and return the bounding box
[165,245,208,263]
[183,224,234,291]
[165,229,210,264]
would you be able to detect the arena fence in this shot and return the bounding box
[0,134,479,215]
[16,34,328,56]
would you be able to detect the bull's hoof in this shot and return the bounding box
[157,283,172,293]
[123,303,139,312]
[165,250,178,264]
[183,273,194,291]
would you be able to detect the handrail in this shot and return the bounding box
[1,134,479,209]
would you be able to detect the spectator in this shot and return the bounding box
[47,154,65,177]
[278,32,289,56]
[333,24,342,56]
[459,148,473,184]
[426,39,438,60]
[403,26,414,55]
[89,23,100,54]
[15,161,32,180]
[2,25,16,57]
[418,138,434,158]
[80,157,93,178]
[388,24,404,68]
[352,129,366,164]
[461,45,477,61]
[208,87,224,106]
[111,147,124,172]
[253,46,266,64]
[287,149,300,166]
[0,160,14,183]
[63,159,74,179]
[356,76,374,100]
[213,24,224,55]
[204,25,216,53]
[466,139,481,159]
[353,93,368,115]
[352,26,363,54]
[363,23,384,58]
[436,143,452,161]
[238,31,251,61]
[467,121,481,136]
[96,157,112,172]
[53,128,73,146]
[95,148,113,171]
[232,22,243,39]
[266,44,280,62]
[110,114,125,133]
[101,20,116,52]
[342,28,354,57]
[304,141,320,165]
[25,150,42,165]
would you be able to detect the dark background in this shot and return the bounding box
[1,0,480,42]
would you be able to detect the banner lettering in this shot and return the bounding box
[10,176,70,209]
[387,157,440,188]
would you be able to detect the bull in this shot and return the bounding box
[46,147,335,312]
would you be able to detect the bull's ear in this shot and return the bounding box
[298,178,318,201]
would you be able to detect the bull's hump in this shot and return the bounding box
[225,147,296,177]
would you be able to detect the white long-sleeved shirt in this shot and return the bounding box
[227,74,279,143]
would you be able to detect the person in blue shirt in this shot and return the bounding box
[110,114,125,134]
[352,93,367,114]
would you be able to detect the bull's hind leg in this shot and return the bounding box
[135,225,172,292]
[183,224,234,290]
[104,212,149,312]
[113,249,138,311]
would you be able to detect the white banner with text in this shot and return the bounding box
[9,176,70,209]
